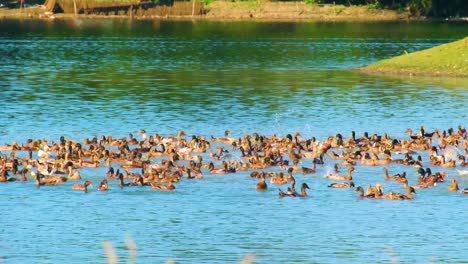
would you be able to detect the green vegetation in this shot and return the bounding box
[2,0,466,18]
[207,0,468,18]
[313,0,467,17]
[357,37,468,77]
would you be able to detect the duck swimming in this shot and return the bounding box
[388,186,416,200]
[186,168,203,179]
[383,167,407,183]
[270,172,287,185]
[151,181,175,191]
[298,183,310,197]
[278,187,294,198]
[34,173,62,187]
[0,127,466,203]
[327,166,354,181]
[98,179,108,191]
[72,180,93,192]
[106,167,116,178]
[402,178,429,190]
[328,181,355,189]
[354,186,368,199]
[326,163,341,177]
[279,183,309,198]
[256,175,267,191]
[301,160,317,175]
[448,178,459,192]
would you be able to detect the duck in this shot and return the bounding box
[326,163,341,177]
[286,167,296,191]
[297,182,310,197]
[34,174,58,187]
[371,152,392,166]
[278,187,295,198]
[327,166,354,181]
[365,184,379,197]
[405,128,421,140]
[270,172,287,185]
[0,167,10,182]
[67,168,82,180]
[211,130,235,145]
[97,179,108,191]
[458,156,468,167]
[434,155,457,168]
[328,181,355,188]
[106,167,116,178]
[0,142,20,152]
[256,176,268,191]
[1,167,24,182]
[150,181,175,191]
[373,183,401,199]
[36,171,67,185]
[420,167,445,186]
[420,126,439,138]
[313,153,325,165]
[186,168,203,179]
[448,178,459,192]
[301,160,317,175]
[72,180,93,192]
[118,173,139,188]
[279,183,309,198]
[327,151,346,160]
[137,129,147,142]
[402,178,429,189]
[360,153,377,166]
[388,186,416,200]
[355,186,374,199]
[383,167,407,183]
[20,168,28,182]
[250,171,262,178]
[208,161,227,174]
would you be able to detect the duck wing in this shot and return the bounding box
[327,174,345,181]
[279,188,295,197]
[328,182,348,188]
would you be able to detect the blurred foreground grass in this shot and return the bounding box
[102,236,256,264]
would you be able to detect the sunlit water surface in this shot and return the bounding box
[0,19,467,263]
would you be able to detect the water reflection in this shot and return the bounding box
[1,68,467,141]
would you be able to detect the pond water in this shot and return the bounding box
[0,19,467,263]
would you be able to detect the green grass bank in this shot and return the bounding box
[356,37,468,78]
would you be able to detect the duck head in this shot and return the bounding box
[85,180,93,188]
[415,168,426,176]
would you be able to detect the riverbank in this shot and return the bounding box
[203,2,407,21]
[356,37,468,78]
[0,2,409,21]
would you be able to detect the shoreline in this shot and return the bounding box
[0,3,417,21]
[356,37,468,78]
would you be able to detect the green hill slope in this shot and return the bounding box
[357,37,468,77]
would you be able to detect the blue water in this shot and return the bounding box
[0,19,468,263]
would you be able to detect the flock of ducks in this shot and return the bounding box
[0,126,467,200]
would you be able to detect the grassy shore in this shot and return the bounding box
[0,2,408,21]
[203,2,407,21]
[356,37,468,78]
